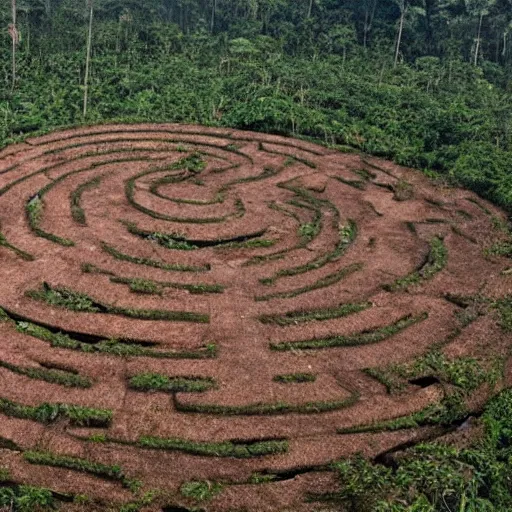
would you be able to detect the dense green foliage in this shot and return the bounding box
[317,388,512,511]
[0,0,511,211]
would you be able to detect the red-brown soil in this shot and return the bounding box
[0,124,510,511]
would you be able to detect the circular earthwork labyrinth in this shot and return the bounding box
[0,124,510,511]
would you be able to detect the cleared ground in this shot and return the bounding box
[0,124,510,511]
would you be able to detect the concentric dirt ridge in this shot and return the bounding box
[0,124,510,511]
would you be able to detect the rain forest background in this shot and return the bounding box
[0,0,511,212]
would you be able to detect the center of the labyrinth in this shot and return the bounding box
[0,124,510,510]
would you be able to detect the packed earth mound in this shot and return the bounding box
[0,124,510,511]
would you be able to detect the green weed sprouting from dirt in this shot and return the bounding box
[27,283,100,312]
[394,351,504,392]
[337,393,468,435]
[365,350,504,397]
[363,367,406,394]
[126,278,162,295]
[0,306,216,360]
[125,220,272,251]
[125,165,245,224]
[170,152,207,173]
[298,222,318,240]
[113,276,224,295]
[260,200,357,285]
[383,237,447,292]
[180,480,223,502]
[128,373,216,393]
[258,144,317,168]
[332,175,367,189]
[246,195,322,265]
[270,313,428,351]
[445,293,512,332]
[214,238,275,249]
[124,221,198,250]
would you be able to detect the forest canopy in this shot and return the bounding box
[1,0,511,211]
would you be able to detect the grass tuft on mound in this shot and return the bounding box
[259,302,371,326]
[0,359,91,388]
[81,263,224,294]
[342,353,504,435]
[112,276,224,295]
[273,373,317,384]
[383,237,447,292]
[270,313,428,351]
[26,283,209,323]
[0,479,55,511]
[174,392,359,415]
[255,263,363,301]
[101,241,211,272]
[180,480,223,502]
[125,167,245,224]
[0,397,111,427]
[0,231,35,261]
[70,175,102,225]
[138,436,288,458]
[24,451,131,487]
[260,193,356,285]
[0,307,217,359]
[129,373,216,393]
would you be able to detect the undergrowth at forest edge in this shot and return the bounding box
[319,388,512,511]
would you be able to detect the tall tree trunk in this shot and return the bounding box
[424,0,435,54]
[307,0,314,18]
[11,0,17,91]
[474,12,483,65]
[363,0,377,48]
[394,7,406,68]
[363,7,369,48]
[211,0,216,32]
[83,1,94,119]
